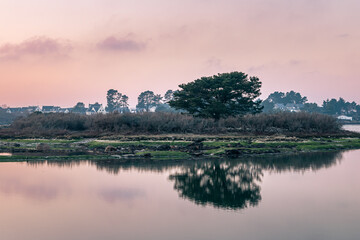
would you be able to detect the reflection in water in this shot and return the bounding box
[0,177,58,201]
[168,151,343,210]
[169,162,262,210]
[0,153,12,156]
[248,151,343,173]
[98,188,145,203]
[26,151,343,210]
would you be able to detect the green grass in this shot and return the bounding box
[0,154,114,162]
[1,137,360,161]
[86,140,190,149]
[0,139,78,144]
[204,147,284,155]
[204,148,227,155]
[203,141,236,147]
[296,140,360,151]
[135,151,190,159]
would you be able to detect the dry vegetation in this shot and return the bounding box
[0,112,344,138]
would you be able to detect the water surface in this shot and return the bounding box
[343,124,360,133]
[0,153,12,156]
[0,151,359,240]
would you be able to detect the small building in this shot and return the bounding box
[6,108,23,114]
[273,103,304,112]
[274,103,286,111]
[286,103,304,112]
[42,106,61,113]
[23,106,41,113]
[86,103,107,115]
[337,115,353,121]
[59,108,72,113]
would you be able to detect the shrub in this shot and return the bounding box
[0,112,342,138]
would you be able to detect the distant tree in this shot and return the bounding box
[106,89,121,112]
[120,95,129,107]
[169,72,263,120]
[322,97,358,116]
[155,103,172,112]
[154,90,179,113]
[261,100,275,113]
[323,98,341,115]
[302,103,321,113]
[163,90,174,103]
[136,91,162,112]
[72,102,86,114]
[266,91,286,104]
[262,90,308,112]
[266,91,307,105]
[118,95,130,113]
[283,91,308,104]
[155,103,182,113]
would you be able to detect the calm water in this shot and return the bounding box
[0,151,359,240]
[343,124,360,133]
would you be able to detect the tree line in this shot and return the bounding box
[2,71,359,123]
[75,72,263,120]
[262,90,360,120]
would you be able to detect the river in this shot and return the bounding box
[0,149,359,240]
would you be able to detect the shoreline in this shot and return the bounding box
[1,135,360,162]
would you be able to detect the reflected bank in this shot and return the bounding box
[27,151,343,210]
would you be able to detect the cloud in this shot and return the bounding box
[337,33,350,38]
[97,36,146,52]
[247,65,266,73]
[0,178,58,201]
[289,60,302,66]
[205,57,222,69]
[0,36,72,60]
[98,188,145,203]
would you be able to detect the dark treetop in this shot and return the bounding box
[170,72,263,120]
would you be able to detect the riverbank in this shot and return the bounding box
[1,135,360,161]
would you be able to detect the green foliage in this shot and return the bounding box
[262,90,308,112]
[164,90,174,103]
[322,98,357,116]
[135,151,190,159]
[261,100,275,113]
[119,95,130,113]
[136,91,162,112]
[106,89,129,113]
[155,103,181,113]
[106,89,121,112]
[72,102,86,114]
[302,103,321,113]
[0,110,21,125]
[87,140,189,149]
[170,72,263,120]
[266,91,307,105]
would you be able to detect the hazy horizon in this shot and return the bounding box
[1,0,359,107]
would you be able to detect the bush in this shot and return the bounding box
[0,112,342,138]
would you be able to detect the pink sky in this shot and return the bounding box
[0,0,359,107]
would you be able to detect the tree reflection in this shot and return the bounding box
[26,151,344,210]
[168,151,343,210]
[169,161,263,210]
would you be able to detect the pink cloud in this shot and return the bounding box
[97,36,146,52]
[0,36,72,60]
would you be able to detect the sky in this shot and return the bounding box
[0,0,359,107]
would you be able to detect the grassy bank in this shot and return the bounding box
[1,135,360,161]
[1,111,358,161]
